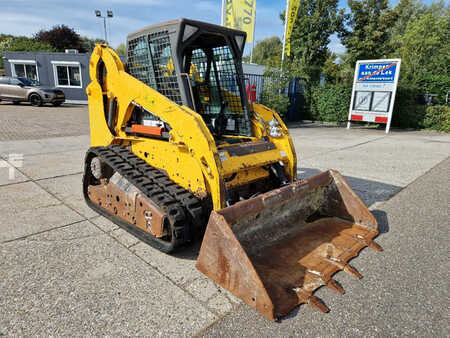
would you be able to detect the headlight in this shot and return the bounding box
[268,118,282,138]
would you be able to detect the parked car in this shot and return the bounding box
[0,76,65,106]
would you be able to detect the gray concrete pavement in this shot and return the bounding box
[1,221,216,336]
[0,105,449,336]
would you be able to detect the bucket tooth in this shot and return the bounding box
[325,254,363,279]
[308,295,330,313]
[306,268,344,295]
[326,279,345,294]
[354,234,383,251]
[367,240,383,252]
[343,264,363,279]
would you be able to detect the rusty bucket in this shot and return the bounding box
[196,170,382,320]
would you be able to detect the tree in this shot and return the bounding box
[322,51,341,84]
[243,37,282,67]
[393,13,449,84]
[0,34,55,68]
[115,43,126,56]
[34,25,85,52]
[340,0,396,66]
[390,0,424,38]
[284,0,345,85]
[81,36,106,52]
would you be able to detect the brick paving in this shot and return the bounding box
[0,102,89,141]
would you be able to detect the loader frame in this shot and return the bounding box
[86,43,296,211]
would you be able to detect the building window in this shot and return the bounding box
[9,60,39,82]
[51,62,82,88]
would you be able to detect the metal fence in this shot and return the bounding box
[243,73,306,120]
[243,73,265,103]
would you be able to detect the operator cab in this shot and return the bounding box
[126,18,253,140]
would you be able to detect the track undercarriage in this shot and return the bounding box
[83,145,204,252]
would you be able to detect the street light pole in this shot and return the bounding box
[103,17,107,43]
[95,10,113,45]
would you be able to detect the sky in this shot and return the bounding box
[0,0,437,57]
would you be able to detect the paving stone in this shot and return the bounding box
[0,221,217,336]
[0,135,90,157]
[19,149,85,180]
[110,228,141,248]
[38,173,97,218]
[0,181,56,212]
[185,276,220,303]
[0,103,89,141]
[89,216,120,233]
[0,181,83,242]
[207,292,234,315]
[131,241,202,286]
[0,159,29,186]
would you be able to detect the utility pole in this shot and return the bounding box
[281,0,289,70]
[250,5,256,64]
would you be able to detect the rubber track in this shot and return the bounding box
[84,145,204,252]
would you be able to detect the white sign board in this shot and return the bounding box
[347,59,401,133]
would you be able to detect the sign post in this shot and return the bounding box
[347,59,401,133]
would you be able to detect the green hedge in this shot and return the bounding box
[390,85,426,128]
[417,74,450,105]
[391,86,450,132]
[310,83,449,132]
[311,84,352,122]
[423,105,450,132]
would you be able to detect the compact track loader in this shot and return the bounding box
[83,18,382,320]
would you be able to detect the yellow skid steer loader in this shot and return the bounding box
[83,18,382,320]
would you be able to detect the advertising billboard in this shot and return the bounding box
[347,59,401,133]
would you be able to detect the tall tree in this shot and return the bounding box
[284,0,345,85]
[394,12,449,84]
[81,36,106,52]
[115,43,126,56]
[390,0,424,37]
[34,25,85,52]
[0,35,55,68]
[339,0,395,65]
[243,36,282,66]
[322,50,341,84]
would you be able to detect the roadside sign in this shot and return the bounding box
[347,59,401,133]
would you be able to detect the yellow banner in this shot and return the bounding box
[223,0,256,43]
[285,0,300,56]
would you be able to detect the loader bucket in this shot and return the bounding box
[196,169,382,320]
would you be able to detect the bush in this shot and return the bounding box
[311,84,352,122]
[416,74,450,105]
[391,85,449,132]
[423,105,450,132]
[390,85,426,128]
